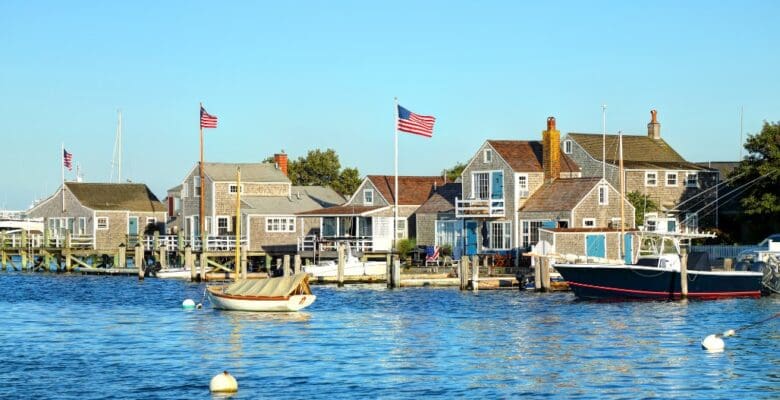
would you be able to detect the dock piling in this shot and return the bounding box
[681,251,689,299]
[135,242,145,280]
[471,255,479,292]
[283,254,291,277]
[240,246,247,280]
[459,256,469,290]
[540,257,551,292]
[294,255,301,274]
[118,245,126,269]
[385,253,392,288]
[337,243,345,287]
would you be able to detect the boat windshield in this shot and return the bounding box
[638,236,679,256]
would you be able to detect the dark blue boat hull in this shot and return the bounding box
[553,264,763,300]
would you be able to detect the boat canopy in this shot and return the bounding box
[224,273,311,297]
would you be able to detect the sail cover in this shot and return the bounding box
[225,273,309,297]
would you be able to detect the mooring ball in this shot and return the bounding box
[182,299,196,309]
[701,334,725,352]
[210,371,238,393]
[723,329,736,337]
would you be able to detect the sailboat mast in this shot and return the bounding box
[111,110,123,183]
[618,130,625,259]
[601,104,606,179]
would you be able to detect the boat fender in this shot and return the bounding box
[701,334,725,352]
[210,371,238,393]
[182,299,196,309]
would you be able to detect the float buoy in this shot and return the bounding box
[701,334,725,352]
[182,299,196,309]
[210,371,238,393]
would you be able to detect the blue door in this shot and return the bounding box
[586,235,606,258]
[465,221,478,256]
[129,217,138,236]
[491,171,503,199]
[623,233,633,264]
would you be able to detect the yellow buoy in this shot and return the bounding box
[210,371,238,393]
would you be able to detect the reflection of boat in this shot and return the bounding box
[554,233,764,300]
[302,246,385,277]
[207,273,316,312]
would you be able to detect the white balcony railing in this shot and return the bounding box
[455,197,505,218]
[297,235,374,253]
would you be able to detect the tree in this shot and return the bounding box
[729,121,780,215]
[445,161,466,182]
[268,149,361,196]
[626,191,659,227]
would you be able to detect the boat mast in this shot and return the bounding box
[235,166,241,281]
[110,110,123,183]
[601,104,607,179]
[619,130,625,260]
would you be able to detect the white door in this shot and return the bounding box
[372,217,393,251]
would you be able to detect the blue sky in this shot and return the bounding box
[1,1,778,209]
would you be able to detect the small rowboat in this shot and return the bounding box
[207,273,316,312]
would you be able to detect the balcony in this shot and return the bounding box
[455,197,505,218]
[297,235,374,253]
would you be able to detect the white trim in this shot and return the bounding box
[644,171,658,187]
[193,176,201,197]
[266,216,296,233]
[228,183,244,194]
[582,218,596,227]
[665,171,678,187]
[563,139,573,154]
[461,142,514,177]
[686,172,699,188]
[363,188,374,205]
[483,148,493,163]
[598,185,609,205]
[487,220,512,250]
[470,169,501,200]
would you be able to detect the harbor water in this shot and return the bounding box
[0,273,778,399]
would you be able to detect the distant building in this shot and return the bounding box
[27,182,167,250]
[564,110,718,232]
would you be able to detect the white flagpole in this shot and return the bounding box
[393,98,399,256]
[61,142,65,212]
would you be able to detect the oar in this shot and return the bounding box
[701,312,780,351]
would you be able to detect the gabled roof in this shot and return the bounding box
[202,162,290,182]
[242,186,345,215]
[297,205,386,216]
[487,140,580,173]
[567,133,707,170]
[367,175,447,205]
[65,182,166,212]
[415,183,461,214]
[519,178,602,212]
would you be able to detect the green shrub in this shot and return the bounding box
[395,238,416,262]
[440,244,452,257]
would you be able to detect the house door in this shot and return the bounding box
[491,171,503,199]
[586,235,606,258]
[465,221,478,256]
[128,217,139,236]
[623,234,633,264]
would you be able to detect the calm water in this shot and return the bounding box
[0,273,778,399]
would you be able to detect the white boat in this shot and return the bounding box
[154,266,212,279]
[302,248,386,278]
[207,273,316,312]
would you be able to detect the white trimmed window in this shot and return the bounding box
[563,140,573,154]
[645,171,658,187]
[598,185,608,205]
[97,217,109,230]
[193,176,201,197]
[78,217,87,235]
[684,213,699,231]
[396,218,407,239]
[229,184,243,194]
[521,220,545,247]
[182,183,188,198]
[610,217,622,228]
[217,216,229,235]
[266,217,295,233]
[147,217,157,227]
[644,213,658,231]
[489,221,511,249]
[666,172,678,186]
[582,218,596,227]
[517,174,529,198]
[483,149,492,163]
[364,189,374,205]
[686,172,698,188]
[473,172,490,200]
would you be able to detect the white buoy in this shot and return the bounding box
[723,329,735,337]
[210,371,238,393]
[701,334,725,352]
[182,299,196,309]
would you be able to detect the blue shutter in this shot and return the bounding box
[491,171,503,199]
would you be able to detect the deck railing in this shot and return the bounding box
[455,197,505,218]
[297,235,374,253]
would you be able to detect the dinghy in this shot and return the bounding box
[207,273,316,312]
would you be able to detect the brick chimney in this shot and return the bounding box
[648,109,661,140]
[273,152,288,176]
[542,116,561,183]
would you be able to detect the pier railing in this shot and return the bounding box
[297,235,373,253]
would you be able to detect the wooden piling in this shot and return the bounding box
[185,246,194,280]
[294,255,301,274]
[471,255,479,292]
[392,257,401,289]
[118,245,126,269]
[20,230,28,271]
[283,255,291,277]
[200,252,208,282]
[680,252,688,299]
[240,246,248,280]
[723,258,733,271]
[540,257,551,292]
[135,243,145,280]
[386,253,392,288]
[534,257,542,291]
[459,256,469,290]
[0,232,5,271]
[337,243,345,287]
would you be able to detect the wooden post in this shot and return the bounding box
[471,255,479,292]
[136,242,145,280]
[158,243,167,269]
[541,257,551,292]
[534,257,542,291]
[392,257,401,289]
[459,256,470,290]
[0,232,5,271]
[118,245,126,269]
[240,246,248,280]
[294,254,301,274]
[64,249,72,272]
[200,252,208,282]
[20,230,28,271]
[337,243,345,287]
[680,252,688,299]
[184,246,194,280]
[283,254,291,277]
[723,258,733,271]
[386,253,392,288]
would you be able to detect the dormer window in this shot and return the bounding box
[686,172,698,188]
[193,176,201,197]
[229,184,244,194]
[598,185,608,205]
[483,149,492,163]
[563,140,573,154]
[364,189,374,205]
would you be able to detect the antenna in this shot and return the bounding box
[110,110,123,183]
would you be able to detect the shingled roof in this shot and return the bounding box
[297,205,386,216]
[487,140,580,173]
[367,175,447,205]
[519,178,602,212]
[567,133,707,171]
[65,183,166,212]
[415,183,461,214]
[202,162,290,182]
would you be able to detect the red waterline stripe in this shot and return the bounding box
[568,281,760,298]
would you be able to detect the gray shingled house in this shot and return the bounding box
[27,182,167,250]
[414,182,462,257]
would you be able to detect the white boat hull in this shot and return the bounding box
[155,268,193,279]
[302,261,386,277]
[207,289,316,312]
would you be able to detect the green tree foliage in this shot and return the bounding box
[626,191,659,226]
[269,149,361,196]
[395,238,416,262]
[729,121,780,215]
[445,161,466,182]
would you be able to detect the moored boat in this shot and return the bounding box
[302,247,385,278]
[207,273,316,312]
[554,233,765,300]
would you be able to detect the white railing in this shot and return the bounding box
[0,233,94,249]
[296,235,374,253]
[455,197,505,218]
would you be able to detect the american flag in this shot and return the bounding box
[200,106,218,129]
[397,105,435,137]
[63,149,73,171]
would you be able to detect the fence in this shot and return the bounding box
[690,245,754,260]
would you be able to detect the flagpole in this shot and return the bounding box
[61,142,65,212]
[393,97,399,257]
[199,102,206,266]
